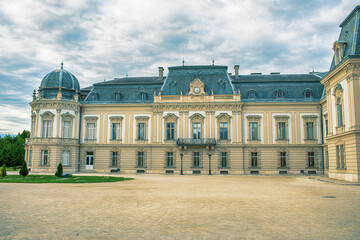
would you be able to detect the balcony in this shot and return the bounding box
[176,138,217,146]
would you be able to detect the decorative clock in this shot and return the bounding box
[194,87,200,93]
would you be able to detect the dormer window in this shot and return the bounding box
[114,92,121,101]
[91,92,99,101]
[276,90,284,99]
[304,89,312,99]
[140,91,147,100]
[248,90,256,99]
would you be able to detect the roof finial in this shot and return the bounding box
[182,58,185,66]
[212,57,215,65]
[126,72,128,78]
[61,59,64,70]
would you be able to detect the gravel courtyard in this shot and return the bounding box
[0,175,359,240]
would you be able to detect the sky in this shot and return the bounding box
[0,0,358,135]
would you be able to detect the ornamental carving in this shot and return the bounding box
[189,113,205,122]
[61,112,75,120]
[163,113,178,122]
[189,78,205,95]
[216,113,232,122]
[40,111,55,120]
[109,116,123,121]
[135,116,149,122]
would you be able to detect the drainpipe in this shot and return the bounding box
[78,106,82,172]
[320,105,324,175]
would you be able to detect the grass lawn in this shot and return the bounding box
[0,175,133,183]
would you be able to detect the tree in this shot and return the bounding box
[0,130,30,167]
[19,161,29,176]
[55,163,63,177]
[0,164,6,177]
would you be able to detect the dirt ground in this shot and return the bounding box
[0,175,359,240]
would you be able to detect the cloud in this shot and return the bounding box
[0,0,357,133]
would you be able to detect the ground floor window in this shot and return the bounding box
[307,152,315,168]
[336,145,345,169]
[193,152,200,167]
[111,151,119,166]
[29,150,32,166]
[137,152,145,167]
[62,150,70,166]
[166,152,174,167]
[220,152,228,167]
[325,151,329,169]
[251,152,258,168]
[41,150,49,165]
[279,152,287,168]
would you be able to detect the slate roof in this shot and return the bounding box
[83,76,164,104]
[231,73,323,102]
[81,66,324,104]
[160,65,234,95]
[330,5,360,70]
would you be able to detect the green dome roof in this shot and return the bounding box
[40,64,80,91]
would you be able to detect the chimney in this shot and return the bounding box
[158,67,164,80]
[234,65,239,77]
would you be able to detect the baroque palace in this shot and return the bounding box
[25,6,360,182]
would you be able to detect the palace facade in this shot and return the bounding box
[25,6,360,182]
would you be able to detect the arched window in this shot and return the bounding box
[140,91,147,100]
[304,89,312,98]
[248,90,256,99]
[336,98,343,126]
[91,92,99,101]
[275,90,284,99]
[114,92,121,101]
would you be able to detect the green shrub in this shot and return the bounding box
[19,161,29,176]
[0,164,6,177]
[55,163,63,177]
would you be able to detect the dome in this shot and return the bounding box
[39,62,80,99]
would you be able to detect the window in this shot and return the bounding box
[42,120,51,138]
[137,123,146,140]
[140,92,147,100]
[248,90,256,99]
[336,145,345,169]
[41,150,49,165]
[137,152,145,167]
[307,152,315,168]
[251,152,258,168]
[63,121,71,138]
[111,152,118,166]
[193,152,200,167]
[336,98,343,126]
[192,123,201,139]
[166,123,175,140]
[279,152,287,168]
[249,122,259,140]
[87,123,95,140]
[305,91,311,98]
[62,150,70,166]
[29,150,32,166]
[325,120,328,136]
[219,122,228,140]
[277,122,287,140]
[325,151,329,169]
[220,152,228,168]
[276,90,284,99]
[305,122,314,140]
[112,123,120,140]
[166,152,174,167]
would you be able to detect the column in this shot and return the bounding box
[232,111,237,143]
[179,111,184,138]
[210,111,215,138]
[56,109,61,138]
[75,110,79,139]
[238,111,242,144]
[326,89,333,135]
[205,111,210,138]
[184,111,189,138]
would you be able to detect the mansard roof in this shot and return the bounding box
[160,65,234,95]
[81,65,324,104]
[231,73,324,102]
[330,5,360,70]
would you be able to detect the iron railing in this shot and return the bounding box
[176,138,217,146]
